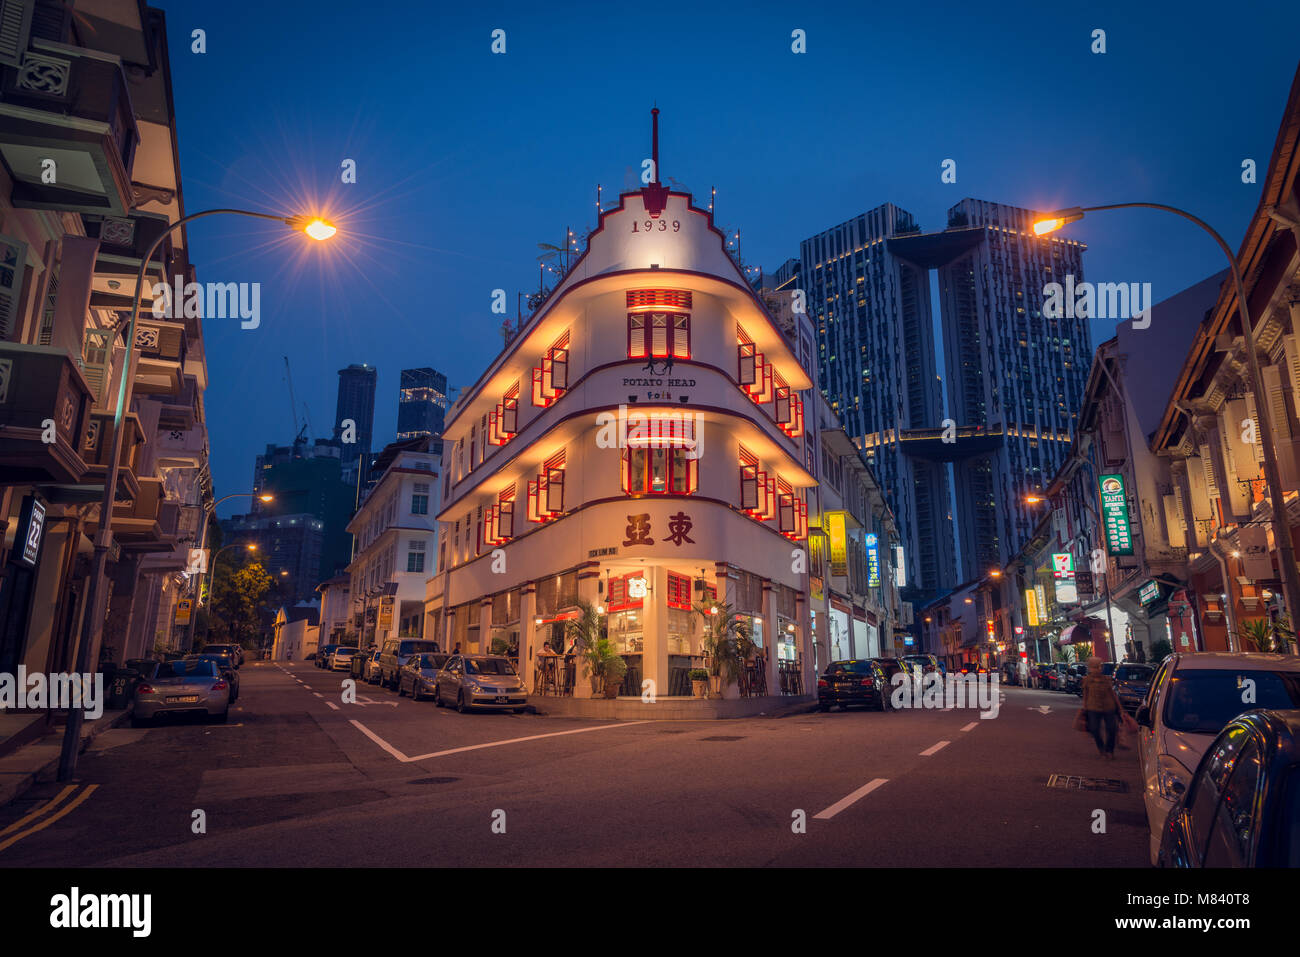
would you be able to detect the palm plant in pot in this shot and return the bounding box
[565,599,625,697]
[688,668,709,698]
[694,599,750,698]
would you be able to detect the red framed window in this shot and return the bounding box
[527,450,566,523]
[532,332,570,407]
[666,572,694,610]
[606,572,646,613]
[623,447,698,494]
[627,312,690,360]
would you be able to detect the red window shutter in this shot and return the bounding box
[738,343,756,385]
[650,315,669,357]
[779,493,795,533]
[688,454,698,493]
[546,467,564,514]
[775,386,791,425]
[499,501,514,539]
[740,463,758,511]
[527,480,542,522]
[550,348,568,390]
[532,367,547,407]
[502,396,518,435]
[628,315,646,358]
[621,447,631,493]
[672,314,690,359]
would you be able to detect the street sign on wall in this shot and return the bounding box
[865,533,880,588]
[1099,474,1134,556]
[1025,588,1040,626]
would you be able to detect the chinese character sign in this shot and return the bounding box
[1098,474,1134,556]
[865,532,881,589]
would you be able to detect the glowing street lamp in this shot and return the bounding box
[62,206,334,783]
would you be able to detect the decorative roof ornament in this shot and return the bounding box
[641,107,669,219]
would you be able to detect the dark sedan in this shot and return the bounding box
[1113,662,1155,713]
[1157,709,1300,867]
[818,659,889,712]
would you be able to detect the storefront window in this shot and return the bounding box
[608,608,643,654]
[666,606,695,654]
[776,616,797,660]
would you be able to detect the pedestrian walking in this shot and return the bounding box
[1079,656,1123,759]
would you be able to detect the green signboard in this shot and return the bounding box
[1138,580,1160,605]
[1099,474,1134,556]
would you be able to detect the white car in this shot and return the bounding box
[329,647,358,671]
[1136,651,1300,864]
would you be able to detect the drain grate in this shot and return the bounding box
[701,735,744,742]
[1046,774,1128,793]
[408,776,459,785]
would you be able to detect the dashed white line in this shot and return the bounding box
[312,692,323,699]
[960,722,978,732]
[920,740,951,756]
[325,701,339,711]
[814,778,889,819]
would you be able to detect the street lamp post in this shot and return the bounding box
[185,491,272,652]
[57,207,336,782]
[1034,203,1300,641]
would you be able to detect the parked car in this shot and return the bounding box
[200,643,242,668]
[1113,662,1155,713]
[1031,662,1055,689]
[329,647,358,671]
[358,649,384,683]
[434,655,526,712]
[959,661,989,677]
[1136,651,1300,864]
[349,648,375,681]
[1157,709,1300,867]
[902,653,943,676]
[316,645,341,669]
[132,658,231,726]
[377,638,442,689]
[185,654,240,703]
[398,653,450,700]
[818,659,889,712]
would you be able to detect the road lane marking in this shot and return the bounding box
[312,693,323,698]
[814,778,889,820]
[0,785,77,837]
[349,719,655,763]
[0,785,98,853]
[920,740,950,756]
[960,722,978,732]
[325,701,339,711]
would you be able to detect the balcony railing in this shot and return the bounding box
[0,43,139,216]
[0,342,93,484]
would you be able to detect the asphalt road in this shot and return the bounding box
[0,661,1150,867]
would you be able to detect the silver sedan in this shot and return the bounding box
[132,658,230,725]
[435,655,527,713]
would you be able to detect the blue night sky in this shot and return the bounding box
[160,0,1300,517]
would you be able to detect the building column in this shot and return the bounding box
[643,565,667,700]
[477,598,492,656]
[518,586,537,692]
[763,580,779,696]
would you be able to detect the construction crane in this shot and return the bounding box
[283,356,309,446]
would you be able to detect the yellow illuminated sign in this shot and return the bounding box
[1025,588,1039,627]
[826,511,848,577]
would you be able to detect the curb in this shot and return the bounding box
[0,706,133,808]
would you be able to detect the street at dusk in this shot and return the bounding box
[1,0,1298,942]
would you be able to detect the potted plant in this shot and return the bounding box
[688,668,709,698]
[694,599,750,698]
[565,599,613,697]
[602,652,628,698]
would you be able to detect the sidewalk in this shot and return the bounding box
[0,707,132,807]
[527,694,818,720]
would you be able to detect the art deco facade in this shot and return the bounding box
[425,175,821,698]
[0,2,207,720]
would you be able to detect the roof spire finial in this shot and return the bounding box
[651,106,660,185]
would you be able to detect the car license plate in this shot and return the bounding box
[495,696,509,704]
[166,695,200,703]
